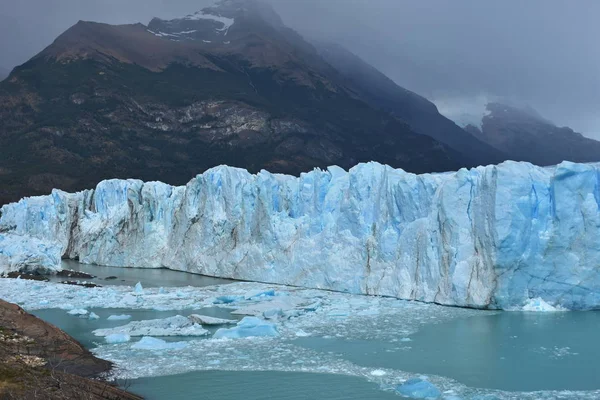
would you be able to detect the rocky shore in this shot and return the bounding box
[0,299,141,399]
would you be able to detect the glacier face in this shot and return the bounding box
[1,161,599,310]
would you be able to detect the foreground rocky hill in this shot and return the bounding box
[0,299,141,399]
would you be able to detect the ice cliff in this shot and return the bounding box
[1,161,599,310]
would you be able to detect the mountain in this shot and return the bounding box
[464,103,600,166]
[313,42,506,167]
[0,0,482,205]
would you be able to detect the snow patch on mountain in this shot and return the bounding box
[184,11,235,35]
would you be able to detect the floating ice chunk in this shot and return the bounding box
[521,297,567,312]
[105,333,131,344]
[213,295,244,304]
[134,282,144,295]
[107,314,132,321]
[39,300,49,306]
[67,308,88,316]
[188,314,237,326]
[89,312,100,320]
[244,289,276,299]
[262,308,283,320]
[94,315,209,337]
[213,317,279,339]
[396,378,441,399]
[131,336,188,350]
[294,329,311,337]
[370,369,387,376]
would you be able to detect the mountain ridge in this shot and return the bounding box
[0,0,467,205]
[465,102,600,166]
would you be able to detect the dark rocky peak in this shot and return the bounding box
[468,102,599,165]
[147,0,283,44]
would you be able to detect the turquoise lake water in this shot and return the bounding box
[27,263,600,399]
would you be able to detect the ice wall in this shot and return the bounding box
[1,161,599,310]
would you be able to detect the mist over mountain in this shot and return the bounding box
[0,66,9,81]
[0,0,598,140]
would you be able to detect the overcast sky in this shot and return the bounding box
[1,0,598,138]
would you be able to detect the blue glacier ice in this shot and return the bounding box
[396,378,441,398]
[213,316,279,339]
[105,333,131,344]
[1,161,600,310]
[131,336,188,350]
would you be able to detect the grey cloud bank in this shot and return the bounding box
[0,0,598,138]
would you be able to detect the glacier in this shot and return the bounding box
[1,161,600,310]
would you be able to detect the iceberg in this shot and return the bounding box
[93,315,209,337]
[1,161,600,310]
[107,314,132,321]
[67,308,88,316]
[396,378,441,399]
[130,336,188,350]
[213,316,279,339]
[188,314,237,325]
[105,333,131,344]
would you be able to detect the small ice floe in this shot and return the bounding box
[370,369,387,376]
[521,297,567,312]
[134,282,144,295]
[213,317,279,339]
[188,314,237,326]
[107,314,132,321]
[88,312,100,320]
[105,333,131,344]
[131,336,188,350]
[94,315,208,337]
[213,295,244,304]
[67,308,88,316]
[395,378,441,399]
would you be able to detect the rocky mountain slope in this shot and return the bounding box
[313,42,505,167]
[0,0,477,206]
[465,102,600,166]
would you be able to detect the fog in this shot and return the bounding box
[1,0,598,138]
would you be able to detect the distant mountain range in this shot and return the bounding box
[0,0,598,205]
[464,103,600,166]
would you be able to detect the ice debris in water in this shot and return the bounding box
[213,316,279,339]
[131,336,188,350]
[94,315,208,337]
[67,308,88,316]
[213,295,244,304]
[521,297,567,312]
[107,314,132,321]
[396,378,441,399]
[188,314,237,326]
[244,289,276,300]
[134,282,144,295]
[105,333,131,344]
[88,312,100,320]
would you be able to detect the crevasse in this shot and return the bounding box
[1,161,599,310]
